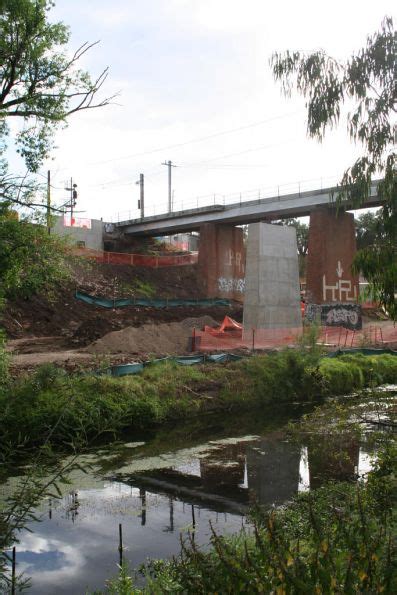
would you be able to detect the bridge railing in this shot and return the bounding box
[110,175,344,223]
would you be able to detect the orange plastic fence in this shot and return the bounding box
[75,248,198,267]
[194,320,397,352]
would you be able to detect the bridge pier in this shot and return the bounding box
[305,208,361,329]
[197,224,245,302]
[243,223,302,329]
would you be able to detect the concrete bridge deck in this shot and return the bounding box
[116,182,381,236]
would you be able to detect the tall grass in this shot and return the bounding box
[1,352,396,460]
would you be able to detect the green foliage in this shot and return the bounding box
[355,211,383,250]
[0,213,72,299]
[0,329,9,390]
[119,278,156,299]
[319,358,365,394]
[0,0,110,309]
[133,279,156,298]
[297,322,324,364]
[271,17,397,319]
[1,353,396,459]
[99,563,137,595]
[0,0,111,175]
[338,352,397,385]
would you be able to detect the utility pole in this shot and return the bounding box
[65,178,78,225]
[47,170,51,235]
[136,173,144,219]
[162,160,177,213]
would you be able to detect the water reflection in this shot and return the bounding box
[3,418,376,594]
[246,439,301,506]
[308,436,360,489]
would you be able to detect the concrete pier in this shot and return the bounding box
[243,223,302,329]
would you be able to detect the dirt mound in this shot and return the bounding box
[74,262,200,300]
[86,316,219,357]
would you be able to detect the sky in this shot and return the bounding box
[31,0,396,222]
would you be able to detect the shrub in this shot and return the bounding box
[319,358,365,394]
[0,330,9,391]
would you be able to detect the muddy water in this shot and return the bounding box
[2,405,375,594]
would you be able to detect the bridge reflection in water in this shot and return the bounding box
[114,433,369,524]
[11,428,375,595]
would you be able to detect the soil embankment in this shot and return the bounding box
[2,261,242,368]
[86,315,218,357]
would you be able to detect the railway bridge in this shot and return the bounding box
[111,182,380,314]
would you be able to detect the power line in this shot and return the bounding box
[46,109,303,172]
[91,110,302,165]
[82,136,298,190]
[180,138,298,167]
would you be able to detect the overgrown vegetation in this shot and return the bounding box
[0,212,72,301]
[0,0,111,311]
[0,330,9,391]
[1,351,396,463]
[271,17,397,319]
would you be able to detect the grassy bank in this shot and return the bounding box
[1,350,397,459]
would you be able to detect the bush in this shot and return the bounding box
[1,353,396,458]
[319,358,365,394]
[0,330,9,391]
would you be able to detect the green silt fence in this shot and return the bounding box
[326,347,397,357]
[103,349,397,378]
[75,290,231,309]
[100,353,243,377]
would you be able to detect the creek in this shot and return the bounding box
[1,402,377,594]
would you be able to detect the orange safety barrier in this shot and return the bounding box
[74,248,198,267]
[193,319,397,352]
[204,316,243,338]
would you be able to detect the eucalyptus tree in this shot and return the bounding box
[271,17,396,319]
[0,0,113,188]
[0,0,113,297]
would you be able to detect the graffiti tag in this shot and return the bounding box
[304,303,322,323]
[225,249,245,274]
[322,261,358,302]
[321,304,362,330]
[218,277,246,293]
[325,308,359,326]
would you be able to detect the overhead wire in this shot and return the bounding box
[80,109,304,167]
[81,136,298,189]
[38,109,303,193]
[41,108,303,176]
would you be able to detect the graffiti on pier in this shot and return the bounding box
[305,303,362,330]
[304,303,322,324]
[322,261,358,302]
[218,277,246,294]
[321,304,362,330]
[225,249,245,275]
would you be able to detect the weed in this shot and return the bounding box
[1,353,396,459]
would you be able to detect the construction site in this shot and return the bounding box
[4,204,396,377]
